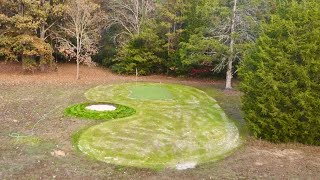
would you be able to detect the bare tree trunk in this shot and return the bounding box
[40,25,45,39]
[38,0,46,71]
[58,0,103,80]
[20,2,25,16]
[76,37,80,80]
[76,43,81,80]
[225,0,237,90]
[225,58,233,89]
[76,57,80,80]
[39,0,46,40]
[76,34,80,80]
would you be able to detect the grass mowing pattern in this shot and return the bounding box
[65,102,136,120]
[77,83,241,169]
[128,84,173,100]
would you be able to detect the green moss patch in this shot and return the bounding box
[14,136,43,146]
[12,136,56,155]
[65,102,136,120]
[128,84,173,100]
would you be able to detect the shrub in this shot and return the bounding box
[239,1,320,145]
[111,28,167,75]
[1,35,55,71]
[22,57,38,72]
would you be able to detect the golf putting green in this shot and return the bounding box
[75,83,241,169]
[128,84,173,100]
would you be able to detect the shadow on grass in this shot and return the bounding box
[195,85,249,138]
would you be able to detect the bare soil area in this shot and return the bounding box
[0,62,319,179]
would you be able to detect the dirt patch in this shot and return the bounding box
[0,62,319,179]
[0,62,221,87]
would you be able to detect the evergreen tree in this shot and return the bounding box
[112,21,167,75]
[179,0,272,80]
[157,0,188,71]
[239,0,320,145]
[179,0,227,74]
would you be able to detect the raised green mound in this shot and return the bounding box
[65,102,136,120]
[76,83,241,169]
[128,84,173,100]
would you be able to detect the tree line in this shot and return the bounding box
[99,0,273,89]
[0,0,273,86]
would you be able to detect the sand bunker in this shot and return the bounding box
[85,104,116,111]
[176,162,197,170]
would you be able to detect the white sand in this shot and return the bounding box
[176,162,197,170]
[85,104,116,111]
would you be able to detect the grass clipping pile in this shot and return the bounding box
[69,83,241,170]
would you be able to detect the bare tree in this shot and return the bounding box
[57,0,105,80]
[106,0,155,43]
[212,0,271,89]
[225,0,237,90]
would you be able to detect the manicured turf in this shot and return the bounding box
[76,83,241,169]
[128,84,173,100]
[65,102,136,120]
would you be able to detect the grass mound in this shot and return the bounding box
[75,83,241,169]
[65,102,136,120]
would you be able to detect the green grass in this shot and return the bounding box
[128,84,173,100]
[75,83,241,169]
[65,102,136,120]
[199,87,248,137]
